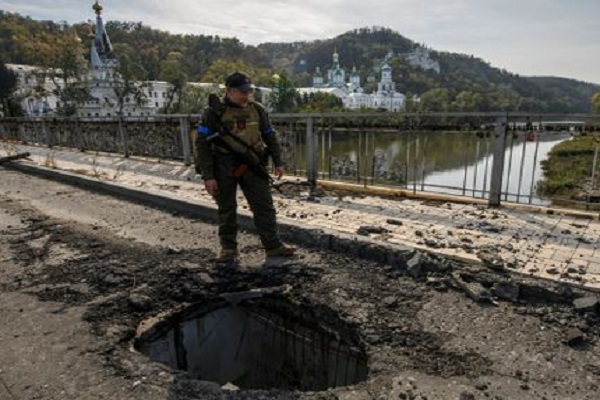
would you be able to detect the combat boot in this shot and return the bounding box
[265,245,296,258]
[216,248,237,263]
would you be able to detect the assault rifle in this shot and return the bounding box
[203,94,313,193]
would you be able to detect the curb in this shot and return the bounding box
[319,180,600,221]
[5,162,418,268]
[5,161,600,294]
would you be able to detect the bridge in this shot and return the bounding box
[0,133,600,289]
[1,111,598,208]
[2,112,600,399]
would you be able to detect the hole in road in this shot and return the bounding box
[135,297,369,391]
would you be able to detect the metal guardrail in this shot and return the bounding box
[269,112,600,210]
[1,112,599,210]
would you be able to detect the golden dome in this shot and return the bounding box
[92,1,103,16]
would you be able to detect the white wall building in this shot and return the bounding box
[369,63,405,112]
[7,63,61,116]
[300,50,407,112]
[10,1,172,118]
[78,1,167,118]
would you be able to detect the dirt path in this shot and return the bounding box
[1,168,600,399]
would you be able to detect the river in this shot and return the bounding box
[287,130,571,205]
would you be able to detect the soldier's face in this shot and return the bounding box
[227,88,253,107]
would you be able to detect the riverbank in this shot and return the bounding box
[537,134,600,207]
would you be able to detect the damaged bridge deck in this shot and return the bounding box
[2,143,600,292]
[1,146,600,399]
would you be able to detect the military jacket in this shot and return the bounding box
[194,98,283,181]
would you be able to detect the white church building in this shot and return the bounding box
[7,64,59,116]
[298,50,407,112]
[10,1,172,118]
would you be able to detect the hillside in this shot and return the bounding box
[0,11,270,83]
[1,11,598,112]
[258,27,599,112]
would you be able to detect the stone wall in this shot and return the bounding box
[0,118,299,168]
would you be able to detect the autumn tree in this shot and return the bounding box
[178,84,223,114]
[592,92,600,114]
[112,52,149,116]
[159,52,188,113]
[0,61,21,116]
[31,34,90,116]
[298,91,344,112]
[269,74,298,113]
[202,59,272,86]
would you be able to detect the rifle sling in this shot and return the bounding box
[206,106,273,184]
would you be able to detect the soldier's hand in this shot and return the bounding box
[274,166,285,180]
[204,179,219,197]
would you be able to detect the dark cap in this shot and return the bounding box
[225,72,254,93]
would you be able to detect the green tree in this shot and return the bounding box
[159,51,188,113]
[451,91,483,111]
[486,90,522,111]
[269,74,298,113]
[592,92,600,113]
[404,91,418,112]
[3,11,599,114]
[298,91,343,112]
[0,61,20,116]
[178,84,222,114]
[113,53,148,116]
[202,59,272,86]
[418,88,450,112]
[32,34,89,116]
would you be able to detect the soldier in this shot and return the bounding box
[195,72,296,262]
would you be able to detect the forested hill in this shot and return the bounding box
[0,11,271,83]
[259,27,599,112]
[1,10,598,112]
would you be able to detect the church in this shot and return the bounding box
[10,1,172,118]
[10,2,408,117]
[79,0,168,118]
[298,50,407,112]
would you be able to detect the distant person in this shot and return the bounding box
[194,72,295,263]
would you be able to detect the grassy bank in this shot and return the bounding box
[537,134,600,202]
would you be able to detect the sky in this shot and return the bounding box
[1,0,599,84]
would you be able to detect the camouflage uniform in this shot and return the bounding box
[194,97,285,253]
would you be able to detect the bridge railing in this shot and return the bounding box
[1,112,599,211]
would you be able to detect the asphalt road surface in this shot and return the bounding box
[1,168,600,400]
